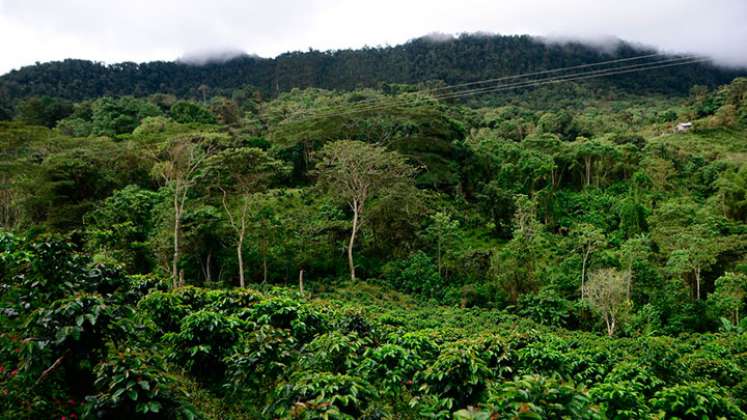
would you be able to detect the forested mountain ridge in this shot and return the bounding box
[1,33,744,110]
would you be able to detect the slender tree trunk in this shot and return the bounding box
[237,236,245,288]
[581,251,589,299]
[695,266,701,300]
[585,156,592,187]
[172,190,181,289]
[206,251,212,282]
[626,262,633,300]
[298,269,304,295]
[348,201,360,281]
[437,237,442,277]
[263,256,268,284]
[606,313,615,337]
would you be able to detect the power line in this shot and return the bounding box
[269,56,707,131]
[282,55,700,122]
[262,52,678,121]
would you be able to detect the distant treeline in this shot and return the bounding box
[0,34,744,112]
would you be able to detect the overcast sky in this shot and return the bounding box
[1,0,746,75]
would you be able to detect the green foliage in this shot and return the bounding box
[416,343,491,407]
[29,293,132,360]
[485,374,600,419]
[651,382,746,419]
[224,325,297,395]
[271,372,377,419]
[246,297,329,342]
[164,310,245,382]
[358,343,423,396]
[517,288,573,327]
[16,96,73,127]
[708,272,747,325]
[84,185,164,272]
[169,101,216,124]
[299,331,367,373]
[84,350,197,419]
[383,251,444,299]
[91,96,162,136]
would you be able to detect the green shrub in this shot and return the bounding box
[589,381,649,418]
[517,287,573,327]
[416,343,491,408]
[383,251,444,299]
[357,344,423,396]
[387,331,441,363]
[271,373,377,419]
[137,291,189,335]
[486,374,601,419]
[83,350,197,419]
[682,349,743,386]
[29,293,133,366]
[247,297,328,342]
[164,310,245,383]
[515,337,572,376]
[204,288,263,314]
[299,331,368,373]
[650,382,746,419]
[224,325,297,395]
[604,361,663,397]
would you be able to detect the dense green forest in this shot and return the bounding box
[1,33,745,119]
[2,41,747,418]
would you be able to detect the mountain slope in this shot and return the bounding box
[0,34,744,107]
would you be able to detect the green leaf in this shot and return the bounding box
[149,401,161,413]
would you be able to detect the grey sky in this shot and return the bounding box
[1,0,745,75]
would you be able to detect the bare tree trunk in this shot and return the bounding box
[206,251,213,282]
[437,237,442,277]
[222,190,249,288]
[172,190,181,289]
[263,256,268,284]
[298,269,304,295]
[237,237,245,288]
[348,201,360,281]
[585,156,592,188]
[581,251,589,299]
[605,313,615,336]
[695,266,701,300]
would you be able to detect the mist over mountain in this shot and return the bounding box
[0,33,744,108]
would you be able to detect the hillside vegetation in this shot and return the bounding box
[1,34,745,116]
[1,55,747,418]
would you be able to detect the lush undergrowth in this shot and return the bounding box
[2,233,747,419]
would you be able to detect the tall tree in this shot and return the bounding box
[571,223,606,299]
[584,268,630,336]
[152,136,216,288]
[422,211,461,278]
[315,140,416,280]
[708,272,747,325]
[492,195,546,302]
[618,234,651,300]
[206,147,287,287]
